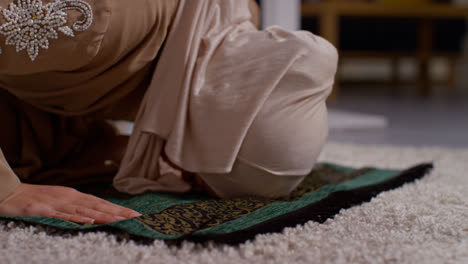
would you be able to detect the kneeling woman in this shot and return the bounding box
[0,0,337,224]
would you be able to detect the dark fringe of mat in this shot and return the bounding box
[180,163,434,245]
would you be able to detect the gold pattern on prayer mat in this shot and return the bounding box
[138,165,372,235]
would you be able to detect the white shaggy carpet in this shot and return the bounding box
[1,142,467,264]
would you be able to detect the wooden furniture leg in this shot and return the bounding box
[418,19,433,97]
[391,56,400,89]
[319,5,340,100]
[446,57,457,92]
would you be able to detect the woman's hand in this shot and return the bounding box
[0,183,141,224]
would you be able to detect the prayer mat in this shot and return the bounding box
[0,163,433,245]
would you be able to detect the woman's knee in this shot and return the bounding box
[235,30,336,176]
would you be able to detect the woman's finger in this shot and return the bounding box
[89,201,141,219]
[74,206,125,224]
[50,211,95,224]
[78,195,141,218]
[56,204,121,224]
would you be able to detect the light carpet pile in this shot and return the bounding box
[1,142,467,264]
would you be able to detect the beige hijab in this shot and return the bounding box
[113,0,337,194]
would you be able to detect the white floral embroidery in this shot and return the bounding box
[0,0,93,61]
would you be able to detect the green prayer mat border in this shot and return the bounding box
[0,163,433,244]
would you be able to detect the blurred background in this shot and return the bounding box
[259,0,468,148]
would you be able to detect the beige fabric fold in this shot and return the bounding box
[113,0,338,194]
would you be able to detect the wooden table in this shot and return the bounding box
[302,1,468,99]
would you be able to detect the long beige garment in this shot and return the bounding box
[0,0,261,200]
[0,0,180,201]
[113,0,338,194]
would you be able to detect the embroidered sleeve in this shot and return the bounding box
[0,0,93,61]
